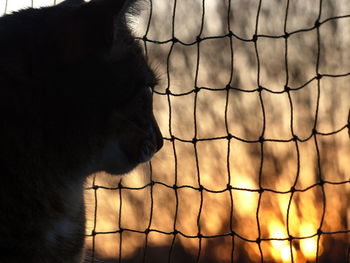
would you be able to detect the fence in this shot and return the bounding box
[2,0,350,262]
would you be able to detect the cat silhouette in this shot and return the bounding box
[0,0,163,262]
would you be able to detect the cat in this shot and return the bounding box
[0,0,163,262]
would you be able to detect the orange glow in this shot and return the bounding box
[299,224,317,260]
[233,176,258,216]
[268,220,293,262]
[300,237,317,260]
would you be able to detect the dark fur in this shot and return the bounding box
[0,0,162,262]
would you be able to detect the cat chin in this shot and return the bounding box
[138,140,158,163]
[102,163,138,176]
[90,139,156,176]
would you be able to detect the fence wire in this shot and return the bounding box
[2,0,349,262]
[86,0,350,262]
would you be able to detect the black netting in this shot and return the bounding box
[86,0,350,262]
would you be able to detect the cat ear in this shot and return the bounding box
[58,0,85,7]
[57,0,131,62]
[89,0,130,14]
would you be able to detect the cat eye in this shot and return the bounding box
[146,86,153,94]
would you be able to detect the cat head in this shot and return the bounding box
[0,0,163,175]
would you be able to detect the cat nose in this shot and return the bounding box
[155,129,163,152]
[149,114,163,153]
[151,123,163,152]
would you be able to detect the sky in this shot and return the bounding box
[1,0,63,14]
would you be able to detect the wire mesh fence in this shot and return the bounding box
[2,0,350,262]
